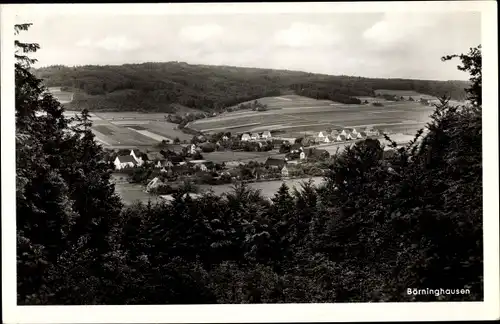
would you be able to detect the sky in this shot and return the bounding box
[15,9,481,81]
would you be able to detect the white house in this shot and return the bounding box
[130,150,144,166]
[340,130,347,137]
[157,160,173,168]
[323,135,335,143]
[281,165,289,177]
[251,132,260,140]
[189,144,197,155]
[346,132,354,140]
[114,155,137,170]
[241,133,251,141]
[336,134,347,142]
[346,127,358,136]
[317,131,326,139]
[299,152,306,160]
[222,135,229,141]
[262,131,272,139]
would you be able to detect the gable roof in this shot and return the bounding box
[262,131,272,136]
[116,155,137,164]
[337,135,346,141]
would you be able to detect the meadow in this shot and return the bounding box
[62,110,193,147]
[190,94,435,136]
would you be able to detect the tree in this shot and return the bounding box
[16,23,123,305]
[442,45,482,109]
[173,137,180,144]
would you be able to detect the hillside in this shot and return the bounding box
[34,62,469,113]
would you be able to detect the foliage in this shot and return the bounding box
[35,60,469,114]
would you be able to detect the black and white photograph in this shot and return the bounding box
[1,1,499,323]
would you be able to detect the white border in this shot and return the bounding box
[1,2,499,323]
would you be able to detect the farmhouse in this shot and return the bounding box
[281,166,289,177]
[336,134,347,142]
[265,157,286,169]
[145,152,165,164]
[158,160,174,168]
[290,143,303,153]
[346,127,358,136]
[317,131,326,139]
[114,155,137,170]
[225,161,244,168]
[251,132,261,140]
[330,129,340,136]
[324,135,335,143]
[160,192,203,202]
[130,150,144,166]
[188,159,209,171]
[261,131,272,139]
[241,133,251,141]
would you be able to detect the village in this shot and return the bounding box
[106,125,390,203]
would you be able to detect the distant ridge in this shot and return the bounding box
[34,61,469,113]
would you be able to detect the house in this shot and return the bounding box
[330,129,340,137]
[265,157,286,169]
[188,159,209,172]
[130,149,144,166]
[114,155,137,170]
[262,131,272,139]
[324,135,335,143]
[357,132,367,139]
[340,129,348,137]
[251,132,260,140]
[189,144,198,155]
[281,165,289,177]
[346,132,354,140]
[290,143,303,153]
[222,135,229,141]
[145,177,164,193]
[146,151,165,163]
[160,192,203,202]
[336,134,347,142]
[241,133,251,141]
[299,151,306,160]
[317,131,326,139]
[225,161,244,168]
[158,160,174,168]
[345,127,358,136]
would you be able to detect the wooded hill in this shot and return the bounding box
[34,62,469,113]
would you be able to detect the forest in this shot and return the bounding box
[34,60,469,113]
[17,23,482,304]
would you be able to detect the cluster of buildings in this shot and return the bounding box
[113,145,201,171]
[314,127,378,144]
[240,131,272,141]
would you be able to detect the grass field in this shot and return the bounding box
[203,151,274,163]
[67,112,194,148]
[191,95,435,136]
[48,87,74,104]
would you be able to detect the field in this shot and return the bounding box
[190,94,436,137]
[48,87,74,103]
[203,151,278,163]
[62,111,193,147]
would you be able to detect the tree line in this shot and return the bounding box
[34,58,469,114]
[18,24,482,304]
